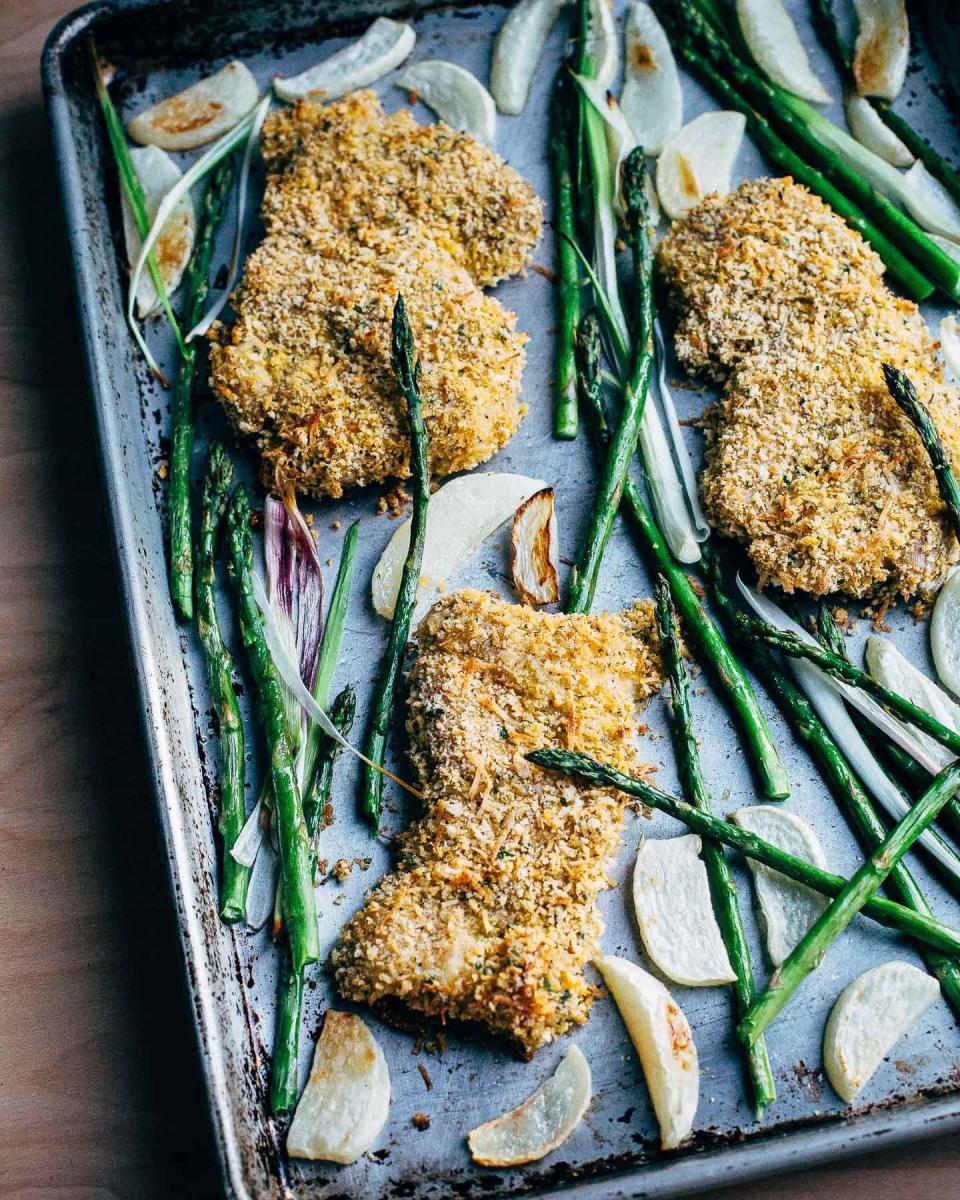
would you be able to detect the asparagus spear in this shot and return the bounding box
[550,72,581,441]
[661,0,960,301]
[574,317,790,799]
[738,762,960,1044]
[362,297,430,829]
[704,551,960,1020]
[567,151,654,614]
[811,0,960,209]
[305,685,357,858]
[194,445,248,922]
[169,155,238,622]
[225,485,318,975]
[655,577,776,1116]
[526,749,960,955]
[883,364,960,542]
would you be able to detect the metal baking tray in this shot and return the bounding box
[41,1,960,1196]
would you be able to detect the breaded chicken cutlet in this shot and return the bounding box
[260,90,543,288]
[332,589,662,1057]
[209,92,542,499]
[656,177,960,600]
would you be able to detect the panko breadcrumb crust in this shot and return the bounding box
[656,177,960,600]
[332,589,662,1058]
[209,91,542,499]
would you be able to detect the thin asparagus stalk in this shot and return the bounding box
[305,685,357,856]
[362,297,430,829]
[168,155,238,622]
[194,445,248,923]
[654,8,932,301]
[528,749,960,953]
[574,325,790,799]
[811,0,960,208]
[738,762,960,1044]
[550,72,581,441]
[567,151,654,614]
[225,485,318,975]
[655,577,776,1117]
[89,38,186,369]
[663,0,960,301]
[298,519,360,800]
[746,621,960,766]
[704,550,960,1020]
[883,363,960,542]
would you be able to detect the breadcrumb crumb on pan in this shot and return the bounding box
[331,589,663,1058]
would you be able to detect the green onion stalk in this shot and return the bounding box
[574,313,790,800]
[88,37,186,376]
[704,550,960,1021]
[811,0,960,210]
[168,154,238,622]
[361,297,431,829]
[738,762,960,1044]
[195,444,248,922]
[655,577,776,1117]
[225,485,318,978]
[659,0,960,302]
[566,149,654,615]
[550,72,581,441]
[525,749,960,956]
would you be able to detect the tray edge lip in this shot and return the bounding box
[36,2,960,1198]
[40,5,254,1199]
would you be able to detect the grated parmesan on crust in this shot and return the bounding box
[209,91,542,499]
[657,176,960,600]
[332,589,663,1057]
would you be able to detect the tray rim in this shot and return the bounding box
[39,2,960,1197]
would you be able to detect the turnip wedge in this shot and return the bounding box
[396,61,497,143]
[511,487,560,606]
[594,955,698,1150]
[932,569,960,699]
[632,835,737,986]
[844,92,913,167]
[491,0,571,116]
[852,0,909,101]
[121,146,196,319]
[287,1010,390,1162]
[620,1,683,156]
[824,961,940,1103]
[941,316,960,382]
[736,0,830,104]
[656,111,745,220]
[901,162,960,243]
[127,61,258,150]
[865,636,960,771]
[733,807,830,966]
[467,1046,591,1167]
[274,17,415,103]
[371,473,547,620]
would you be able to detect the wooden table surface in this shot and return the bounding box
[2,3,959,1197]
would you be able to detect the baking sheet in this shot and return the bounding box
[41,1,960,1197]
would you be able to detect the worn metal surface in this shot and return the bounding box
[42,1,960,1197]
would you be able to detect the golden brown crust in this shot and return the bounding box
[331,590,662,1057]
[657,176,960,600]
[260,91,543,288]
[209,91,542,499]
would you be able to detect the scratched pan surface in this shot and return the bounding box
[42,0,960,1196]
